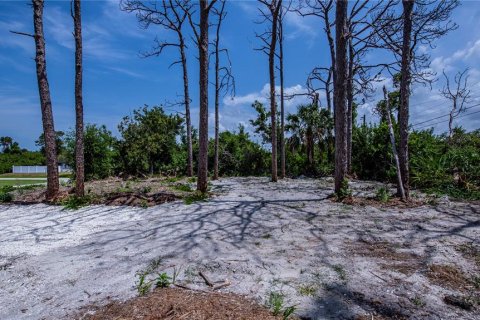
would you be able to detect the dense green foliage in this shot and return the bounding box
[207,125,270,176]
[2,99,478,200]
[117,106,184,175]
[0,136,45,174]
[65,124,117,180]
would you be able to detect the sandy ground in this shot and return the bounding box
[0,177,479,320]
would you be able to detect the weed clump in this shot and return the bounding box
[183,191,208,205]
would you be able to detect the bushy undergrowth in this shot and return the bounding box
[0,186,14,203]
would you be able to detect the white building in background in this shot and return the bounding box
[12,164,72,174]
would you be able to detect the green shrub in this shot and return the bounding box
[376,186,390,203]
[183,191,208,205]
[61,195,93,210]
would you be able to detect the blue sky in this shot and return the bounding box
[0,0,479,150]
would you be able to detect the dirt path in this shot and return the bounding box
[0,178,478,319]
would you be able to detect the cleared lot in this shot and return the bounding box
[0,178,478,319]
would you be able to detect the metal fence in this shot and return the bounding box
[12,165,72,174]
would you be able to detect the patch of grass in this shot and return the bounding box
[410,295,426,307]
[375,186,390,203]
[0,180,45,187]
[266,292,296,319]
[187,177,197,183]
[183,191,208,205]
[141,186,152,194]
[61,195,93,210]
[424,185,480,201]
[166,177,180,183]
[172,183,193,192]
[135,271,153,296]
[297,284,317,296]
[332,264,347,282]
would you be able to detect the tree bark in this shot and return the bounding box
[346,36,354,175]
[334,0,348,194]
[383,86,405,201]
[197,0,210,192]
[33,0,59,201]
[213,3,225,181]
[180,41,193,177]
[279,13,285,179]
[73,0,84,197]
[277,6,286,179]
[398,0,414,198]
[268,0,281,182]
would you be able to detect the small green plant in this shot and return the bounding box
[140,200,149,208]
[136,271,153,296]
[183,191,208,205]
[188,177,196,183]
[155,272,171,288]
[166,177,179,183]
[333,264,347,281]
[61,195,92,210]
[268,292,285,316]
[267,292,296,319]
[282,305,297,320]
[173,183,192,192]
[297,284,317,296]
[0,190,13,203]
[376,186,390,203]
[410,295,426,307]
[336,178,351,200]
[142,186,152,194]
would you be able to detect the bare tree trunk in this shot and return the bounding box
[212,3,223,181]
[73,0,84,197]
[326,67,333,114]
[33,0,59,201]
[346,36,354,175]
[268,0,281,182]
[180,43,193,177]
[197,0,210,192]
[398,0,414,199]
[448,101,456,139]
[334,0,348,194]
[279,15,285,179]
[383,86,405,201]
[213,44,220,180]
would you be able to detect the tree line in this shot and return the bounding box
[11,0,477,202]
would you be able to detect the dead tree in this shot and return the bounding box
[277,1,290,179]
[440,68,471,139]
[72,0,84,197]
[299,1,395,174]
[372,0,459,198]
[334,0,348,194]
[212,1,235,180]
[383,86,405,201]
[122,0,195,177]
[257,0,282,182]
[11,0,60,201]
[182,0,218,192]
[345,0,395,174]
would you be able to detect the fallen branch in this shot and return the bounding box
[198,271,214,287]
[213,280,231,290]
